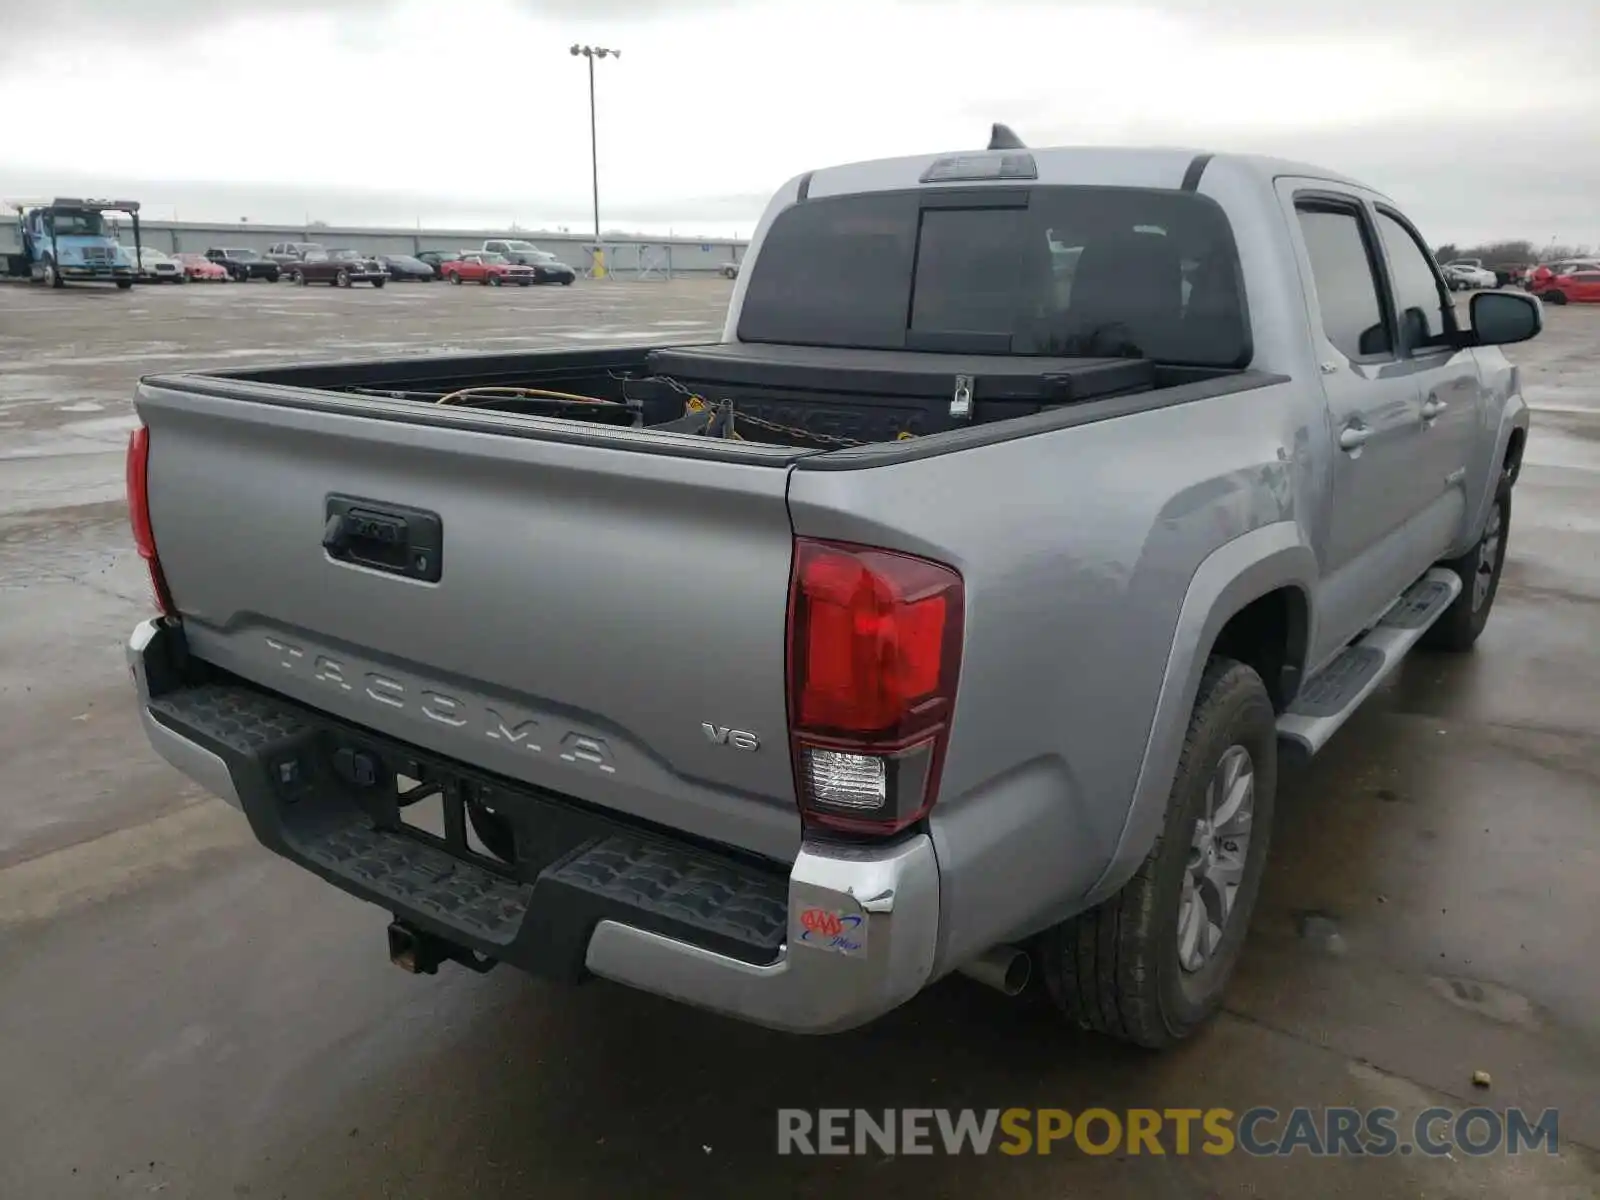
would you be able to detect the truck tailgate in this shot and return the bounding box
[136,382,804,861]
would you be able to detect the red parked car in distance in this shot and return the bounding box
[1528,260,1600,305]
[441,251,536,286]
[173,252,230,281]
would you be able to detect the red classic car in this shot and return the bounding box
[173,252,230,281]
[440,251,536,286]
[1527,260,1600,305]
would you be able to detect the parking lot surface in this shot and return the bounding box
[1,279,1597,1198]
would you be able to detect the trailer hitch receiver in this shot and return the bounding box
[387,919,498,976]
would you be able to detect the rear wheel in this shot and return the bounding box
[1541,290,1567,305]
[1039,658,1276,1049]
[447,271,461,284]
[336,268,350,287]
[1421,488,1510,652]
[488,273,500,286]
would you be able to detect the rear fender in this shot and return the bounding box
[1453,374,1527,557]
[1081,521,1316,906]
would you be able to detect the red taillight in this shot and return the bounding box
[786,538,964,836]
[125,425,175,617]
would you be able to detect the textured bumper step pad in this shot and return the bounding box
[149,680,790,960]
[300,822,531,944]
[546,835,788,955]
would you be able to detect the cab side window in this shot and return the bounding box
[1295,203,1391,361]
[1375,210,1452,352]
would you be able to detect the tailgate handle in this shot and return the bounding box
[323,495,443,583]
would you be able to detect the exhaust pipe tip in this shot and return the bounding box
[957,945,1032,997]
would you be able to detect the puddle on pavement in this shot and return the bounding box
[0,500,130,589]
[0,415,139,461]
[1426,975,1542,1030]
[0,373,81,403]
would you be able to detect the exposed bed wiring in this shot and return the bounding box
[608,369,921,446]
[433,385,622,407]
[348,374,917,447]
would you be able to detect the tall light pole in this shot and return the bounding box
[570,44,620,242]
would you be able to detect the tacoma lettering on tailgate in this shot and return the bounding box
[264,635,616,774]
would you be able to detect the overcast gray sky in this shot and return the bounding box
[0,0,1595,244]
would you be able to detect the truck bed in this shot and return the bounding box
[165,342,1246,453]
[134,340,1284,865]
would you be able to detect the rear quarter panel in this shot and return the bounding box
[788,379,1326,970]
[1455,344,1528,557]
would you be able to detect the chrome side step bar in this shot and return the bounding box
[1277,567,1461,756]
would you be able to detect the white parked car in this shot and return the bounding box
[1443,261,1496,291]
[127,245,185,283]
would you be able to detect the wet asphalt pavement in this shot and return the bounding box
[1,278,1597,1199]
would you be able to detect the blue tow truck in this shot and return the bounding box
[3,197,142,288]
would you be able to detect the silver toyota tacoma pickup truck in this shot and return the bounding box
[125,130,1539,1049]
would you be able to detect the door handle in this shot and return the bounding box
[1338,423,1372,452]
[1421,396,1448,422]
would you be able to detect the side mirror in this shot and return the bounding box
[1467,290,1542,347]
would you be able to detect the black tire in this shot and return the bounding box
[1039,658,1277,1049]
[292,269,306,286]
[116,279,133,290]
[467,802,516,864]
[47,257,64,288]
[1420,488,1511,652]
[488,273,501,287]
[561,278,573,285]
[336,268,350,288]
[518,280,530,286]
[266,271,280,283]
[372,278,385,289]
[1541,290,1566,305]
[447,271,461,285]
